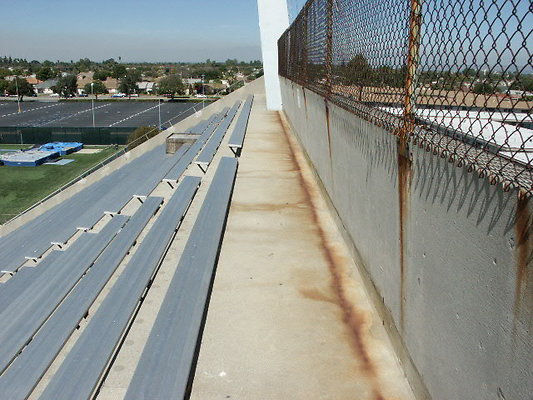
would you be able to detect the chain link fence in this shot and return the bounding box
[279,0,532,195]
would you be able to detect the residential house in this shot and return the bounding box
[138,81,156,94]
[103,78,119,94]
[35,79,59,94]
[77,72,94,95]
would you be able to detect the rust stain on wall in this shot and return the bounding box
[277,112,386,400]
[325,101,333,162]
[398,144,412,332]
[514,196,532,325]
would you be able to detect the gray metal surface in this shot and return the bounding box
[0,251,63,311]
[39,176,201,400]
[0,214,129,373]
[228,95,254,150]
[185,114,217,134]
[0,143,189,273]
[196,103,241,168]
[125,157,238,400]
[0,197,163,400]
[163,109,229,182]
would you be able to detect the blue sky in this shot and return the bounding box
[0,0,264,62]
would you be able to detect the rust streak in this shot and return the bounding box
[325,101,333,162]
[277,111,377,378]
[398,146,411,332]
[514,196,531,321]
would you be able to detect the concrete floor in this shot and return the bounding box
[189,93,415,400]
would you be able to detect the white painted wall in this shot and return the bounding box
[257,0,289,110]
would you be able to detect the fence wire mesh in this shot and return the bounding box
[279,0,533,195]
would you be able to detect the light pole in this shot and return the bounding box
[15,76,21,113]
[91,82,95,128]
[201,74,205,110]
[158,98,161,129]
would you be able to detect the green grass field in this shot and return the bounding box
[0,146,121,224]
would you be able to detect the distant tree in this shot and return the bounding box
[119,70,140,98]
[462,68,477,77]
[0,68,10,79]
[472,81,500,95]
[126,126,160,149]
[76,58,92,72]
[157,75,185,99]
[93,69,111,81]
[509,74,533,92]
[343,54,372,86]
[112,64,127,79]
[6,77,34,101]
[54,74,77,97]
[83,80,107,99]
[36,66,57,81]
[0,79,8,94]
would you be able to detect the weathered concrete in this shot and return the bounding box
[280,77,533,400]
[190,91,414,399]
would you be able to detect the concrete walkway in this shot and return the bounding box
[190,92,415,399]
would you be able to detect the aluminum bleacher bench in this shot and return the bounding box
[228,95,254,156]
[0,214,129,374]
[163,108,229,184]
[195,102,241,173]
[0,250,63,311]
[125,157,238,400]
[0,143,193,274]
[38,176,201,400]
[0,197,164,400]
[185,113,217,134]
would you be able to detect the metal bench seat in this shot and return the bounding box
[0,251,63,311]
[228,95,254,155]
[39,176,201,400]
[0,143,192,273]
[0,196,164,400]
[185,113,218,134]
[125,157,238,400]
[0,214,129,374]
[163,108,229,183]
[195,103,241,173]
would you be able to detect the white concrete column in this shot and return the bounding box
[257,0,290,110]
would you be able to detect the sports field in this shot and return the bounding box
[0,146,122,224]
[0,101,200,128]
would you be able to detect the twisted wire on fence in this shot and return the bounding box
[279,0,532,195]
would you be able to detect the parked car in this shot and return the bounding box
[112,93,126,98]
[78,93,88,97]
[130,93,139,97]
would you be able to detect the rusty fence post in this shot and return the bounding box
[302,6,309,86]
[401,0,423,151]
[325,0,334,99]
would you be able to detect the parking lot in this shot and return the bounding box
[0,101,201,128]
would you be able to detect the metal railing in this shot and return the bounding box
[279,0,532,195]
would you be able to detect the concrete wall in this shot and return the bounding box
[280,77,533,400]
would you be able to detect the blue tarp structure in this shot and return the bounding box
[0,142,83,166]
[0,150,59,166]
[39,142,83,156]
